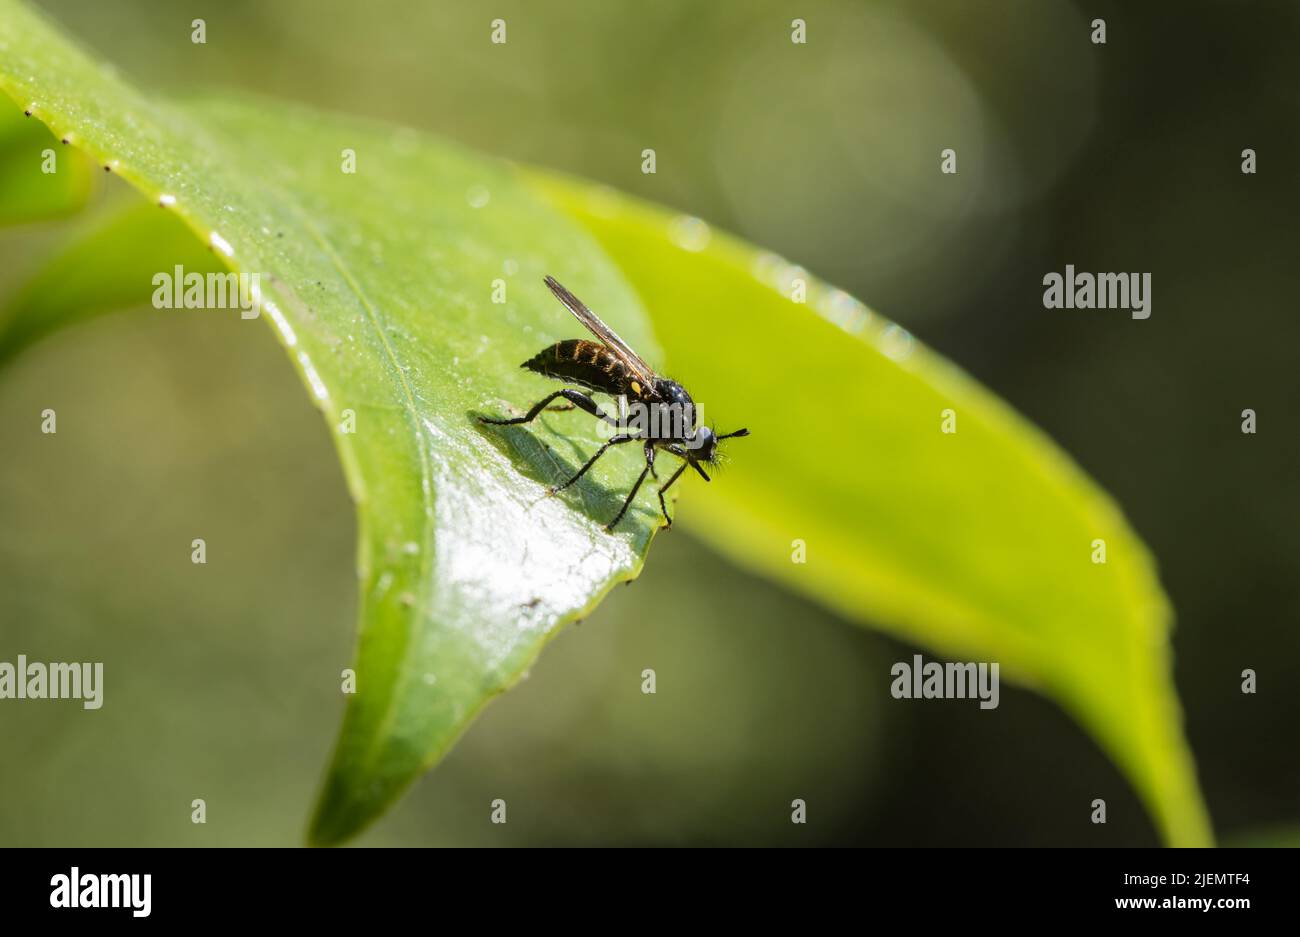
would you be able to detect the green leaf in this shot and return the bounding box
[0,100,96,223]
[529,171,1213,847]
[1,0,1212,848]
[0,0,663,846]
[0,198,218,363]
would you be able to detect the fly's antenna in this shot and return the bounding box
[717,428,751,441]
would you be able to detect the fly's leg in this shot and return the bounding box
[645,440,659,480]
[656,462,689,529]
[606,446,657,531]
[550,434,637,494]
[481,389,618,427]
[557,391,620,426]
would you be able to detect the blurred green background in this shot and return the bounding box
[0,0,1296,846]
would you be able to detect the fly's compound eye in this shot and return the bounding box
[688,426,718,459]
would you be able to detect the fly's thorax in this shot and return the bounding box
[654,379,699,440]
[598,391,705,443]
[655,379,694,413]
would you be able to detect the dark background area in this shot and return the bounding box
[0,0,1295,845]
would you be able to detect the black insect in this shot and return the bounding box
[481,276,749,531]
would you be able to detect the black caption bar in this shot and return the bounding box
[0,846,1287,925]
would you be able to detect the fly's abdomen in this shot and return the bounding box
[523,339,630,394]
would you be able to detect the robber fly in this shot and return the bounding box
[481,276,749,531]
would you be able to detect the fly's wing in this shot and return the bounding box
[544,276,658,391]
